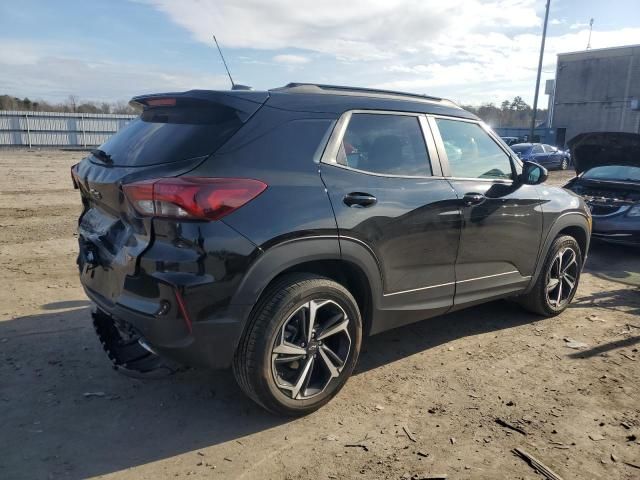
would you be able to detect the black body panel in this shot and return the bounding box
[321,165,461,311]
[445,180,543,306]
[75,85,592,370]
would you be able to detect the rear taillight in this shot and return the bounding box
[122,177,267,221]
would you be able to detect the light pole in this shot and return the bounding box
[530,0,551,142]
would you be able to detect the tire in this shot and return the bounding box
[519,235,582,316]
[233,273,362,416]
[561,157,568,170]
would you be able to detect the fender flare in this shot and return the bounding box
[525,212,591,293]
[230,235,383,312]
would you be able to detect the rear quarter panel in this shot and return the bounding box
[189,106,339,248]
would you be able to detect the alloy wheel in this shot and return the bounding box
[546,247,578,308]
[271,299,351,400]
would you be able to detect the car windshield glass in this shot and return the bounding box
[510,145,531,154]
[582,165,640,182]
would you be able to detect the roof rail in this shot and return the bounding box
[273,83,443,102]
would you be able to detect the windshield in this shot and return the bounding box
[582,165,640,182]
[510,145,531,154]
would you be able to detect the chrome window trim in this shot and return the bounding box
[319,109,441,179]
[428,114,521,180]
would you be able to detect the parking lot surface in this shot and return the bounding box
[1,150,638,479]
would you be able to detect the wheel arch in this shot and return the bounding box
[525,212,591,293]
[231,236,382,338]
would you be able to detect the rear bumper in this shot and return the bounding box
[79,217,260,370]
[86,285,252,369]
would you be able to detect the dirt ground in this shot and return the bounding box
[0,149,638,480]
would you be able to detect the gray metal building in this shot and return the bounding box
[551,44,640,146]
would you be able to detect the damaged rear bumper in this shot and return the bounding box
[86,285,252,370]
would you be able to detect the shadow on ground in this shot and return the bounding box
[1,299,541,479]
[0,243,637,479]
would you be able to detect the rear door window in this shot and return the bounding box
[435,119,513,180]
[336,113,431,176]
[98,103,244,166]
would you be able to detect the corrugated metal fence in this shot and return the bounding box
[0,110,136,147]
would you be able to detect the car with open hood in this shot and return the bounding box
[564,132,640,246]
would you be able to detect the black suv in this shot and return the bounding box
[73,84,591,415]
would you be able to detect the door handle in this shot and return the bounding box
[462,192,485,206]
[344,192,377,208]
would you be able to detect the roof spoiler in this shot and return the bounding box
[130,90,269,122]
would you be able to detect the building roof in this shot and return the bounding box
[558,43,640,59]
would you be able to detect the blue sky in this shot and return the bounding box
[1,0,639,105]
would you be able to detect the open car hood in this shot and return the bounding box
[569,132,640,175]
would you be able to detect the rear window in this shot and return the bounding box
[98,104,244,166]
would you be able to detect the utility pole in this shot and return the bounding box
[530,0,551,142]
[586,18,594,49]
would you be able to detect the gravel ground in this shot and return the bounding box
[0,150,638,480]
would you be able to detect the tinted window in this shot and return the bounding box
[336,114,431,176]
[511,144,531,154]
[531,145,544,154]
[99,104,244,166]
[582,165,640,182]
[543,144,556,153]
[435,119,513,179]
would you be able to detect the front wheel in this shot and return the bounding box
[233,273,362,416]
[519,235,582,316]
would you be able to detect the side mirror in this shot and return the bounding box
[520,161,548,185]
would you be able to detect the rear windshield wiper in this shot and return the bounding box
[90,148,113,164]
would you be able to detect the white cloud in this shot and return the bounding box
[375,27,640,104]
[569,21,590,30]
[273,54,310,65]
[142,0,541,60]
[3,1,638,106]
[0,45,229,102]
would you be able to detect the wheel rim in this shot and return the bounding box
[562,159,568,169]
[546,247,578,308]
[271,299,351,400]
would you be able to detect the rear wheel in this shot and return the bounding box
[233,274,362,416]
[519,235,582,316]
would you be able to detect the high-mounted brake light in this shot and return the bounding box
[123,177,267,221]
[145,97,177,107]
